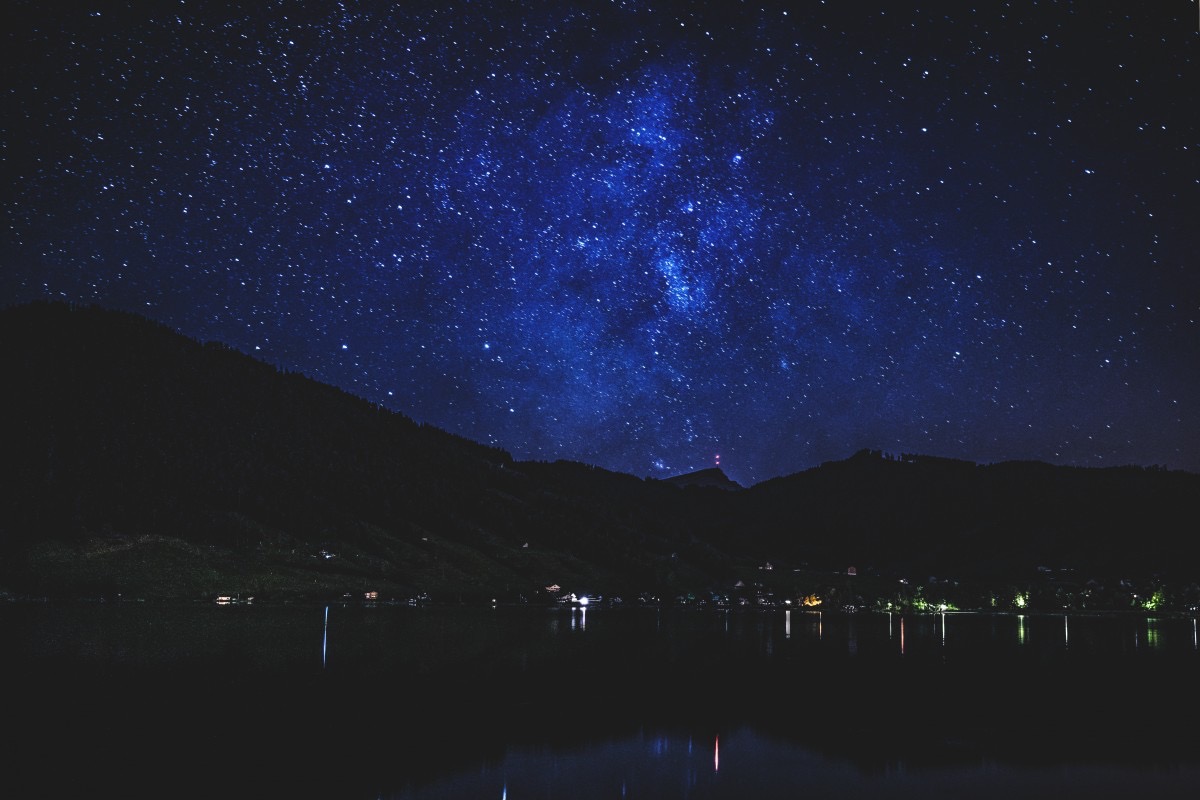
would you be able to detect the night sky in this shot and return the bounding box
[4,1,1197,486]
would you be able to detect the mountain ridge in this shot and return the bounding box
[662,467,744,490]
[2,301,1197,607]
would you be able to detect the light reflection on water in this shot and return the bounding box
[387,726,1200,800]
[6,604,1200,798]
[322,604,329,668]
[308,606,1195,673]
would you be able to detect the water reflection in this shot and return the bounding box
[392,727,1200,799]
[6,604,1200,799]
[307,607,1200,671]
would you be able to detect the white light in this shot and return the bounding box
[578,596,589,606]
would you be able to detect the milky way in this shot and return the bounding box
[4,1,1197,485]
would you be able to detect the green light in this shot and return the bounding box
[1141,589,1165,611]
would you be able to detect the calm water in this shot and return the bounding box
[4,603,1199,798]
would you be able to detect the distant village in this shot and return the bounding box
[252,558,1200,616]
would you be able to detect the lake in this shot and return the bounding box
[4,602,1199,798]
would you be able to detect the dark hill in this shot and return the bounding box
[2,303,1198,608]
[0,301,724,602]
[663,467,744,490]
[741,448,1200,584]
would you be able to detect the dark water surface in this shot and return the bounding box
[4,603,1199,797]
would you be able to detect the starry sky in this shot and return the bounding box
[4,1,1198,486]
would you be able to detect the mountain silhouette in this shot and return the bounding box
[2,301,1197,607]
[663,467,744,490]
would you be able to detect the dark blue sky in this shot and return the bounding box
[5,1,1197,485]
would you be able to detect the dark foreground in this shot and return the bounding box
[4,604,1199,798]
